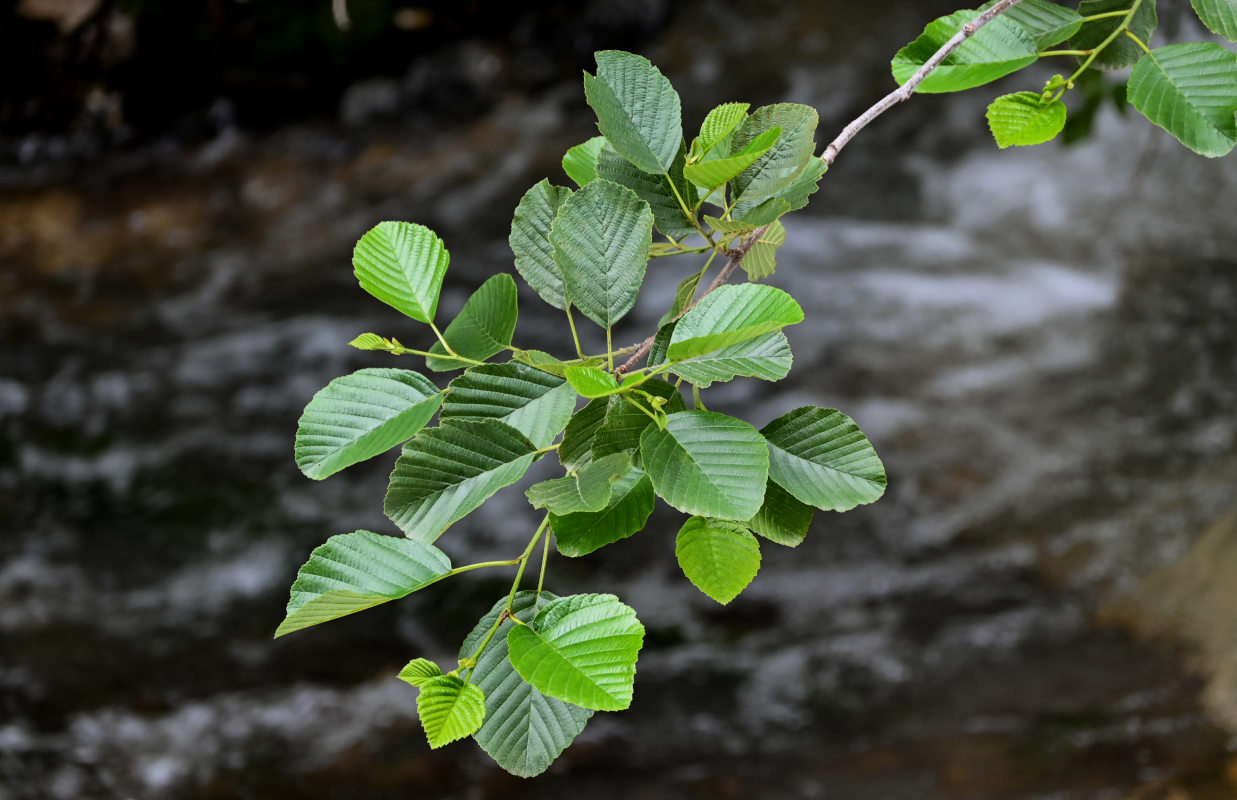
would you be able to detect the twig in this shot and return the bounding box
[613,226,768,376]
[822,0,1027,166]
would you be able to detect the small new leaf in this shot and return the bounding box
[398,658,442,687]
[986,92,1068,149]
[690,102,749,161]
[675,517,762,605]
[417,675,486,749]
[564,365,622,398]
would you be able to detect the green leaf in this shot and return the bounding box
[558,397,609,472]
[659,270,704,328]
[275,530,451,638]
[1070,0,1158,71]
[675,517,762,605]
[597,141,697,241]
[683,127,781,192]
[507,593,645,711]
[440,362,576,448]
[397,658,442,687]
[294,368,443,480]
[460,592,593,777]
[1128,43,1237,158]
[1192,0,1237,41]
[353,221,450,323]
[551,179,653,328]
[646,324,674,371]
[348,332,388,350]
[986,92,1068,148]
[640,410,769,520]
[741,220,787,281]
[730,104,819,207]
[510,349,604,379]
[385,419,538,541]
[733,158,826,223]
[746,481,813,547]
[527,452,633,515]
[550,467,655,557]
[510,180,573,311]
[980,0,1083,49]
[425,274,518,371]
[564,365,622,398]
[583,50,683,175]
[593,380,685,458]
[417,675,486,749]
[892,11,1039,93]
[761,407,887,512]
[667,284,804,361]
[689,102,749,161]
[563,136,606,188]
[671,331,793,388]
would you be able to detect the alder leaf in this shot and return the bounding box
[667,284,804,361]
[526,452,634,515]
[892,11,1039,93]
[385,419,538,541]
[1071,0,1158,71]
[563,136,606,188]
[690,101,749,161]
[986,92,1068,148]
[353,221,450,323]
[294,368,442,480]
[1127,43,1237,158]
[583,50,683,174]
[675,517,762,605]
[550,467,655,557]
[980,0,1083,49]
[440,362,576,449]
[640,410,769,520]
[761,406,887,512]
[596,141,696,241]
[425,274,518,371]
[746,481,814,547]
[507,593,645,711]
[397,658,442,687]
[1191,0,1237,41]
[510,180,573,311]
[275,531,451,638]
[417,675,486,749]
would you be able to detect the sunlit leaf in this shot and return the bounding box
[675,517,762,604]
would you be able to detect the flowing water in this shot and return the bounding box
[3,2,1237,798]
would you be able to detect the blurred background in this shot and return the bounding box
[2,1,1236,798]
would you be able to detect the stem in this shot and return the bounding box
[566,306,585,359]
[1039,49,1092,57]
[1066,0,1143,84]
[606,326,614,371]
[505,517,550,615]
[822,0,1028,166]
[418,557,523,594]
[1081,9,1132,21]
[1124,29,1152,55]
[397,347,485,366]
[692,384,706,410]
[428,321,452,353]
[536,528,551,596]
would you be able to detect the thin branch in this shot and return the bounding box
[613,226,768,377]
[822,0,1027,166]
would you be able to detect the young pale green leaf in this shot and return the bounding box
[563,136,607,188]
[1192,0,1237,41]
[551,467,655,557]
[592,380,685,458]
[441,362,576,449]
[892,11,1038,93]
[397,658,442,687]
[564,365,622,398]
[761,407,887,512]
[558,397,609,472]
[640,410,769,520]
[730,104,819,207]
[690,102,749,161]
[986,92,1068,149]
[583,50,683,175]
[348,332,389,351]
[527,452,633,515]
[596,141,696,241]
[417,675,486,749]
[385,419,538,541]
[425,274,518,371]
[1128,43,1237,158]
[510,180,573,311]
[747,481,814,547]
[507,593,645,711]
[275,530,451,638]
[741,220,787,281]
[353,221,450,323]
[552,179,653,329]
[734,157,827,224]
[675,517,762,605]
[980,0,1083,49]
[646,324,674,371]
[671,331,793,388]
[295,368,442,480]
[460,592,593,777]
[1070,0,1158,70]
[667,284,804,362]
[683,127,781,192]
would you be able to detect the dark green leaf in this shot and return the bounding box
[746,481,813,547]
[980,0,1083,48]
[426,274,518,371]
[583,50,683,174]
[1071,0,1158,71]
[551,467,655,557]
[597,141,697,241]
[441,362,576,448]
[730,104,819,208]
[510,180,573,311]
